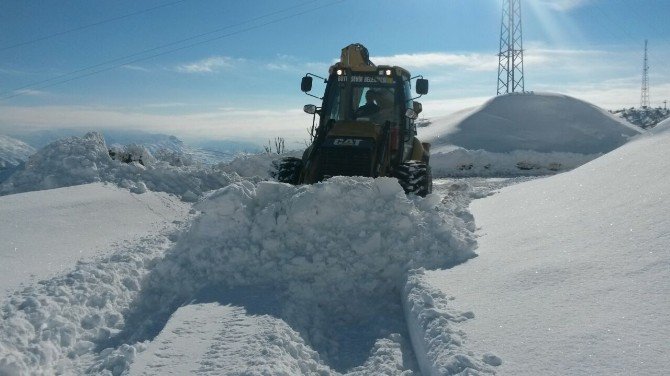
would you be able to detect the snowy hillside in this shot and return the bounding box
[419,93,642,176]
[427,118,670,374]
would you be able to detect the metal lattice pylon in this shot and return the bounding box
[640,39,650,108]
[497,0,525,95]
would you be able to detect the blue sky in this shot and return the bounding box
[0,0,668,144]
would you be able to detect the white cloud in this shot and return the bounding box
[524,46,612,69]
[263,55,330,74]
[122,64,150,72]
[371,53,497,72]
[176,56,241,74]
[13,89,48,97]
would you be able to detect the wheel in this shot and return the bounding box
[394,161,432,197]
[270,157,303,184]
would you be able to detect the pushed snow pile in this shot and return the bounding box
[0,132,239,201]
[419,92,642,176]
[118,177,483,373]
[428,123,670,374]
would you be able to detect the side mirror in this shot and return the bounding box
[416,78,429,95]
[405,108,418,120]
[301,76,313,92]
[304,104,317,114]
[413,101,423,114]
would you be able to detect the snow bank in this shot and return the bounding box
[0,132,239,201]
[428,119,670,374]
[420,92,642,176]
[118,177,482,373]
[404,270,496,375]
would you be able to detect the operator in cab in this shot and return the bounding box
[354,89,380,119]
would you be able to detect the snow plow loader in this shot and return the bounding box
[271,43,432,196]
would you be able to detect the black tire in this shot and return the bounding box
[270,157,303,185]
[394,161,433,197]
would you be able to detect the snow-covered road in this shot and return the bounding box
[0,177,507,375]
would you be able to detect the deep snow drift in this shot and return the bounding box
[428,114,670,374]
[419,92,642,176]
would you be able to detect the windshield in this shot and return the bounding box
[324,75,397,124]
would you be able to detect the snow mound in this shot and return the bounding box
[420,92,642,176]
[116,177,483,373]
[0,132,239,201]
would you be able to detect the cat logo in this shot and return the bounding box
[333,138,363,146]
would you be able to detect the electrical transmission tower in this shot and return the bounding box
[497,0,525,95]
[641,39,650,108]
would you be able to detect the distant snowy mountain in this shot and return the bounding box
[0,135,35,183]
[419,92,643,176]
[0,135,35,167]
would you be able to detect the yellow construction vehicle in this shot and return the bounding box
[272,43,432,196]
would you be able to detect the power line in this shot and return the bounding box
[0,0,189,52]
[0,0,330,100]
